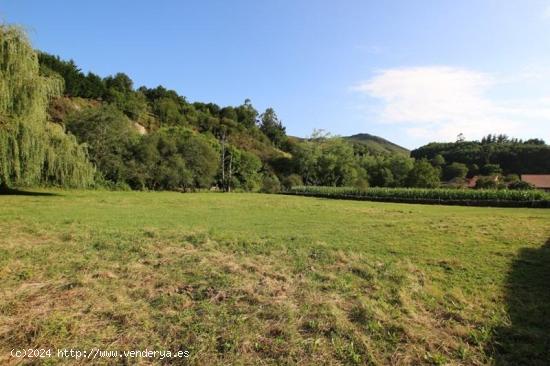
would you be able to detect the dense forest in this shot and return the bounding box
[1,24,549,192]
[411,135,550,175]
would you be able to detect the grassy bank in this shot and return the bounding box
[0,190,549,365]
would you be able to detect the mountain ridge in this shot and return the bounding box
[344,133,410,156]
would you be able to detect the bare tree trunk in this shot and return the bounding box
[228,154,233,193]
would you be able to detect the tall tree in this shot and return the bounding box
[0,25,94,189]
[259,108,286,148]
[66,106,137,184]
[235,99,258,129]
[406,159,440,188]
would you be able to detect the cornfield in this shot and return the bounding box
[287,186,550,208]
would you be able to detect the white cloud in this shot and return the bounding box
[353,66,550,143]
[543,4,550,19]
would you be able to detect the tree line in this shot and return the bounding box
[33,48,448,191]
[2,24,548,192]
[411,136,550,176]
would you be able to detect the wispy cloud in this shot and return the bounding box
[543,4,550,19]
[352,66,550,143]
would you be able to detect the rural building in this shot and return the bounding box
[521,175,550,191]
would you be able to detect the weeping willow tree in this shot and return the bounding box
[0,25,94,189]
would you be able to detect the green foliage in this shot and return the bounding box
[406,159,440,188]
[139,85,189,128]
[105,88,148,121]
[38,53,282,192]
[61,101,220,191]
[155,98,183,125]
[0,25,94,188]
[220,106,238,121]
[223,147,262,191]
[292,136,364,187]
[508,180,535,190]
[42,123,96,187]
[238,150,263,191]
[66,105,137,184]
[130,127,220,190]
[38,53,107,99]
[411,137,550,174]
[36,50,430,193]
[104,73,133,93]
[475,177,499,189]
[388,155,415,186]
[431,154,446,167]
[345,133,410,156]
[282,174,303,190]
[503,174,520,183]
[367,165,394,187]
[362,154,413,187]
[481,163,502,175]
[316,138,359,186]
[235,99,258,129]
[287,135,417,189]
[443,162,468,181]
[259,108,286,148]
[260,173,281,193]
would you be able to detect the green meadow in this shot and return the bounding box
[1,191,549,365]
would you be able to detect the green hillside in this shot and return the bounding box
[345,133,410,156]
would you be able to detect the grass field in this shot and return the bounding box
[0,190,549,365]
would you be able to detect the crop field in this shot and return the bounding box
[288,186,550,208]
[0,190,549,365]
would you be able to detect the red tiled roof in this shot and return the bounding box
[521,175,550,188]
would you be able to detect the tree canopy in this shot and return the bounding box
[411,136,550,175]
[0,25,94,189]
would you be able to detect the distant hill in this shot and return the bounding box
[344,133,410,156]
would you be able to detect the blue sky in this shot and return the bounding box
[2,0,550,148]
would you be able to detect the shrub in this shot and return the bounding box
[261,174,281,193]
[282,174,303,190]
[504,174,520,183]
[406,159,440,188]
[475,176,498,189]
[354,177,370,190]
[445,177,467,188]
[508,180,535,190]
[443,162,468,181]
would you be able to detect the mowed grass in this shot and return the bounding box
[0,191,549,365]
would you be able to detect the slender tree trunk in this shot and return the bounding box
[228,154,232,193]
[220,131,226,191]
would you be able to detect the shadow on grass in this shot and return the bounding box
[489,238,550,365]
[0,187,61,196]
